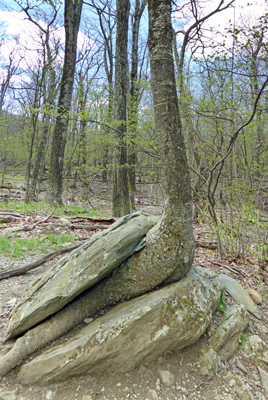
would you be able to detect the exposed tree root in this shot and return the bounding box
[0,216,195,376]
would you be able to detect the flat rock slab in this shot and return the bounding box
[5,212,159,340]
[209,304,249,360]
[18,266,222,384]
[218,274,261,320]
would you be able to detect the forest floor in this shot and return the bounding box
[0,179,267,400]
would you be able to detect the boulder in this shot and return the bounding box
[218,274,261,319]
[18,266,222,384]
[257,284,268,301]
[4,212,158,340]
[198,345,220,378]
[199,305,249,378]
[242,335,268,364]
[209,305,249,360]
[258,367,268,397]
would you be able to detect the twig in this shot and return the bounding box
[0,243,82,280]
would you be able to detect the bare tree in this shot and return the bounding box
[128,0,147,210]
[47,0,83,205]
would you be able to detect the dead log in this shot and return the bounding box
[0,212,24,218]
[69,224,109,230]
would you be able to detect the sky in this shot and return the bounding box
[0,0,267,102]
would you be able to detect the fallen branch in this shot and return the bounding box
[65,216,116,223]
[195,241,217,250]
[20,213,53,232]
[210,260,248,278]
[69,224,110,230]
[0,215,18,223]
[0,243,82,280]
[0,212,24,217]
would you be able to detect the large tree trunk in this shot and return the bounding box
[47,0,83,205]
[144,0,195,282]
[112,0,130,217]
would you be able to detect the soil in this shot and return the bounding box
[0,180,267,400]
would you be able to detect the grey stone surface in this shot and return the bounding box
[18,266,221,384]
[235,376,255,400]
[257,284,268,301]
[198,345,220,378]
[5,212,158,340]
[158,370,175,387]
[209,305,249,360]
[218,274,262,319]
[258,367,268,397]
[242,335,268,364]
[0,389,16,400]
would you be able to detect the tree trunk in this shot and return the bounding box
[112,0,130,217]
[47,0,83,205]
[128,0,147,210]
[145,0,195,282]
[30,35,58,200]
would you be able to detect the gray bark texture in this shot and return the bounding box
[47,0,83,205]
[144,0,195,282]
[128,0,147,210]
[112,0,130,217]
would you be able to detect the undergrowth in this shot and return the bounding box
[0,200,108,217]
[0,232,76,259]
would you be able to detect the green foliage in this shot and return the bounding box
[238,332,249,345]
[0,201,108,218]
[217,292,226,315]
[0,232,76,259]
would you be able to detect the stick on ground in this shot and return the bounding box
[0,243,82,280]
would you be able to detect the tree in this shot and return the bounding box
[0,0,195,374]
[128,0,147,210]
[47,0,83,205]
[94,0,116,183]
[112,0,130,217]
[16,2,61,201]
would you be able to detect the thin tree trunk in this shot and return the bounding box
[47,0,83,205]
[128,0,147,210]
[112,0,130,217]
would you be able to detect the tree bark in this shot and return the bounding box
[112,0,130,217]
[47,0,83,205]
[128,0,147,210]
[146,0,195,283]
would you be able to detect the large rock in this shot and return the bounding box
[199,305,249,378]
[209,305,249,360]
[218,274,261,319]
[18,266,222,384]
[4,212,159,340]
